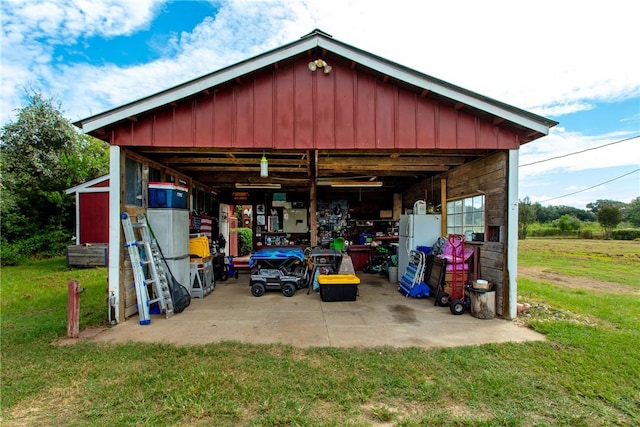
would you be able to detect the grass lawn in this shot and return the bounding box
[1,239,639,426]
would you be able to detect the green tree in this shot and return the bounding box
[587,199,626,214]
[624,197,640,227]
[555,214,582,235]
[518,197,536,239]
[0,91,109,263]
[597,204,622,239]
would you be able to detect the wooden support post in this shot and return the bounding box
[67,280,83,338]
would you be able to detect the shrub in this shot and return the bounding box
[237,228,253,256]
[611,229,640,240]
[0,228,71,266]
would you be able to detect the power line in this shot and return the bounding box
[520,135,639,167]
[537,168,640,203]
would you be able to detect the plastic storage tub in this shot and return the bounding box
[189,236,211,258]
[318,274,360,302]
[149,182,188,208]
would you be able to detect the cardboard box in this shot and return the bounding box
[149,182,188,208]
[318,274,360,302]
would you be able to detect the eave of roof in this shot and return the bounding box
[74,29,557,138]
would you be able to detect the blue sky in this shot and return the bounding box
[2,0,639,208]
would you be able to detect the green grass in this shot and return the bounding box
[2,240,640,426]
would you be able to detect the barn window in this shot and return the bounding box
[124,157,142,206]
[446,195,484,236]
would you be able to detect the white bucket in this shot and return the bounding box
[413,200,426,215]
[388,266,398,283]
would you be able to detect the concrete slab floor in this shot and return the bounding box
[86,274,545,349]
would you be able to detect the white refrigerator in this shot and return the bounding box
[147,208,190,289]
[398,214,442,277]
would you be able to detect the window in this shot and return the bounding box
[446,195,484,236]
[124,157,142,206]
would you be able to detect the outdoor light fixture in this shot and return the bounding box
[260,152,268,177]
[235,183,281,190]
[308,59,332,74]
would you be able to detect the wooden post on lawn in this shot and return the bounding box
[67,280,82,338]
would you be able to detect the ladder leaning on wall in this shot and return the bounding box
[121,212,174,325]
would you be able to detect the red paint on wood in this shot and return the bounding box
[254,75,274,147]
[235,83,255,147]
[457,113,476,148]
[79,192,109,244]
[106,60,523,151]
[214,90,233,147]
[275,66,295,147]
[437,107,456,148]
[397,90,417,149]
[195,96,214,147]
[112,124,132,146]
[174,103,193,147]
[334,70,355,148]
[416,97,436,148]
[315,68,336,149]
[154,109,174,146]
[133,118,153,146]
[294,66,314,149]
[356,74,376,148]
[374,81,395,149]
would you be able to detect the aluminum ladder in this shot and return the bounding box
[121,212,174,325]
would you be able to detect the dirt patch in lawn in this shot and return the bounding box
[518,266,638,295]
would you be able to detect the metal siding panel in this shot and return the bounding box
[79,192,109,244]
[457,112,476,148]
[294,65,313,149]
[356,73,376,149]
[416,97,436,148]
[315,69,336,149]
[334,69,355,148]
[112,124,133,146]
[397,90,417,149]
[375,82,395,149]
[174,102,193,147]
[214,90,233,147]
[275,67,295,148]
[254,75,274,147]
[195,95,214,146]
[132,119,153,146]
[154,109,174,147]
[235,83,254,148]
[437,106,457,149]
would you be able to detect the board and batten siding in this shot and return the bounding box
[109,59,520,152]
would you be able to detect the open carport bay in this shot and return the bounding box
[90,274,543,348]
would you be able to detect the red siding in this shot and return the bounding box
[195,96,214,146]
[109,60,521,150]
[79,192,109,244]
[254,76,274,147]
[275,67,295,147]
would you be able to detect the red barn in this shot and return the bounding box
[74,30,557,322]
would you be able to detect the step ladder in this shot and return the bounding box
[121,212,174,324]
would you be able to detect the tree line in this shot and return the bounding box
[518,196,640,240]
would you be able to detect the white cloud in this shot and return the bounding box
[2,0,639,127]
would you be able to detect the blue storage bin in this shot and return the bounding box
[149,182,188,208]
[417,245,432,254]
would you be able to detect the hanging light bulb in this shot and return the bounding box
[260,153,268,177]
